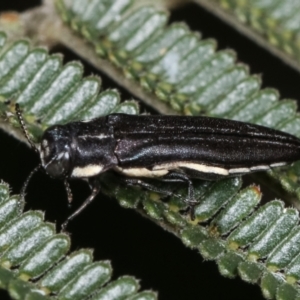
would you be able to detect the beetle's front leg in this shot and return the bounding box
[61,178,101,231]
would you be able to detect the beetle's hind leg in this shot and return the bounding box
[125,178,175,197]
[162,172,198,220]
[125,172,198,220]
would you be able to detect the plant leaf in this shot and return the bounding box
[210,0,300,66]
[0,181,156,300]
[0,32,139,142]
[100,172,300,300]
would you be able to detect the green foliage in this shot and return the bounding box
[0,33,138,138]
[214,0,300,62]
[0,182,156,300]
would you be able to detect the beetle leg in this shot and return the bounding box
[163,172,198,220]
[64,179,73,204]
[125,173,198,220]
[61,179,101,231]
[125,178,175,197]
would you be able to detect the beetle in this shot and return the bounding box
[15,104,300,229]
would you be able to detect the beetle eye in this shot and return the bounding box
[45,152,70,179]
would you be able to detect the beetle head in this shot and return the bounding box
[40,126,73,179]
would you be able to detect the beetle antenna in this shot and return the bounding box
[64,179,73,204]
[20,164,42,199]
[15,103,39,154]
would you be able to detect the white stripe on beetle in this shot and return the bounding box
[72,165,103,177]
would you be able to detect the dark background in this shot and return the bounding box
[1,1,300,299]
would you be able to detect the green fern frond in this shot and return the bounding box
[211,0,300,65]
[0,182,156,300]
[106,173,300,300]
[0,31,138,141]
